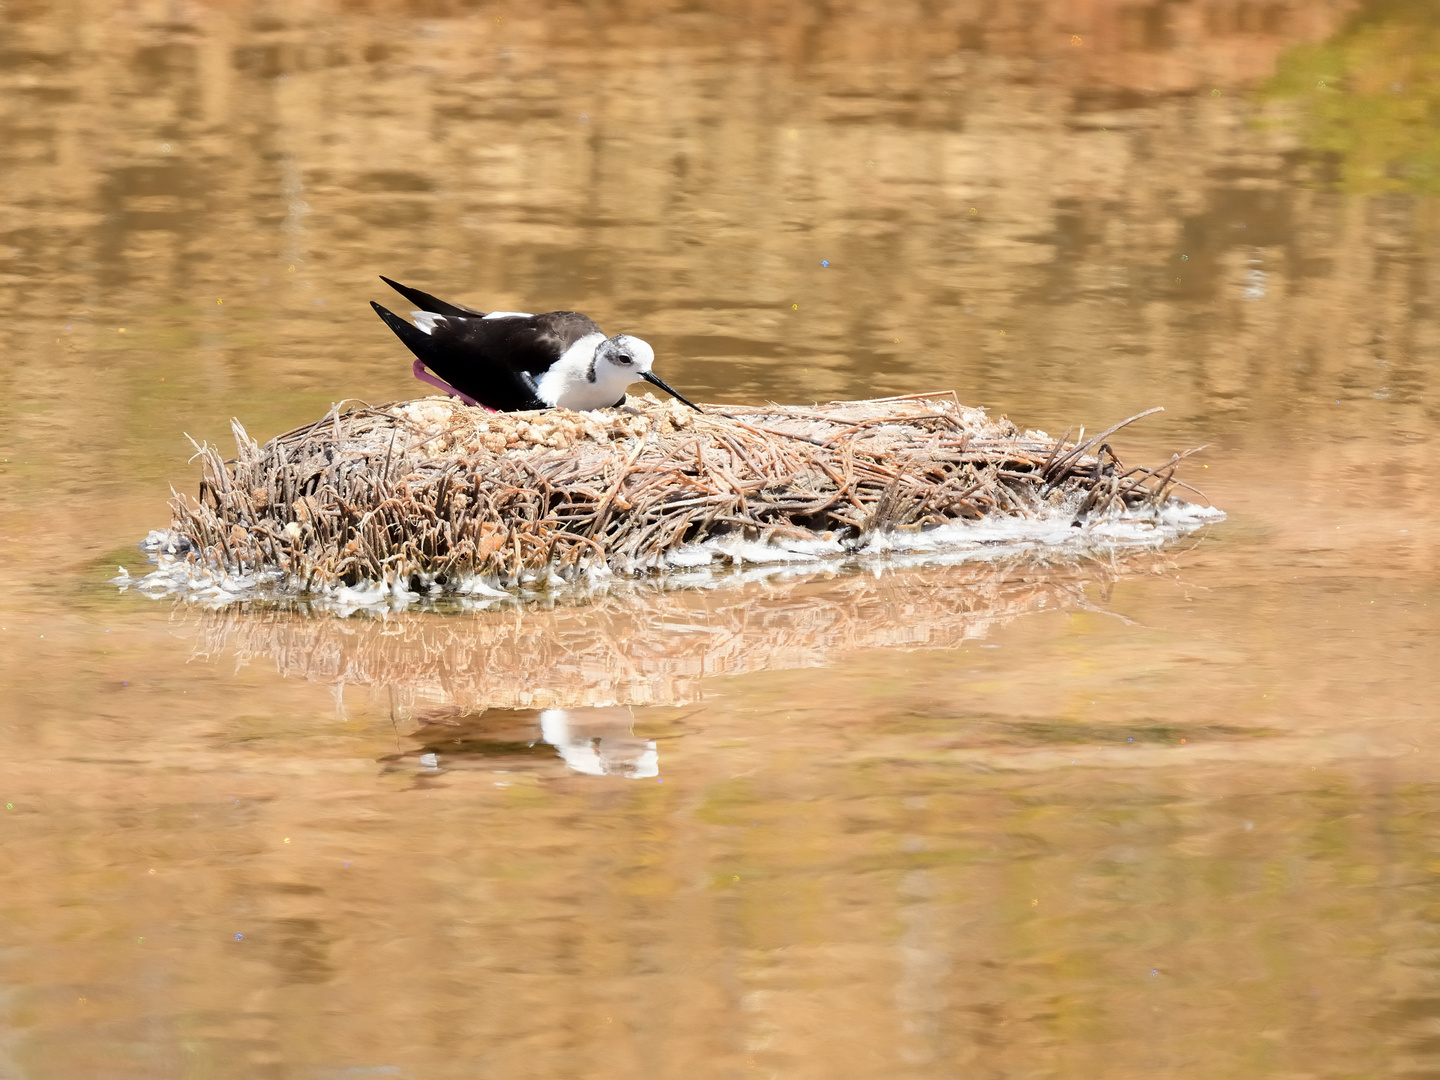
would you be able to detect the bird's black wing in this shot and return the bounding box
[486,311,605,376]
[380,276,487,319]
[370,302,548,412]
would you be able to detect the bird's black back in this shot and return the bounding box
[372,278,606,412]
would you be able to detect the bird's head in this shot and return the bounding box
[595,334,700,410]
[595,334,656,377]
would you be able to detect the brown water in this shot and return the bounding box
[4,1,1440,1075]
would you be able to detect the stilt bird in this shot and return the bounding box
[370,277,700,413]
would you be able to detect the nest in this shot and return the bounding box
[160,392,1207,598]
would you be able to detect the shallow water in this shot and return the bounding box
[3,1,1440,1076]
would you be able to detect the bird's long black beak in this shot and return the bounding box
[640,370,703,411]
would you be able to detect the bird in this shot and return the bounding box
[369,276,701,413]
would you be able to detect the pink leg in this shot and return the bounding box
[412,359,492,410]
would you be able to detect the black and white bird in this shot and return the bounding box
[370,277,700,413]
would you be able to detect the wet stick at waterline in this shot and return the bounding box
[135,392,1217,602]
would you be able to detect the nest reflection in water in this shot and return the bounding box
[190,550,1175,718]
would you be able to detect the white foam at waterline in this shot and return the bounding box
[660,533,841,569]
[860,502,1223,559]
[119,499,1223,610]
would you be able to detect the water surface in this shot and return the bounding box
[3,1,1440,1076]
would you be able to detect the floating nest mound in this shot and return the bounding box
[144,392,1214,602]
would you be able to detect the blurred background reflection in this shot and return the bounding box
[3,0,1440,1076]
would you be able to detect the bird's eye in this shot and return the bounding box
[616,354,633,366]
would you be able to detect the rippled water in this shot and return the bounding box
[3,1,1440,1076]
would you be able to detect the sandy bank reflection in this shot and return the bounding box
[189,554,1178,775]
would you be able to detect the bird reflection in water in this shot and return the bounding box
[388,705,663,780]
[539,709,659,778]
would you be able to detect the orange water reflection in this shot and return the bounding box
[3,0,1440,1076]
